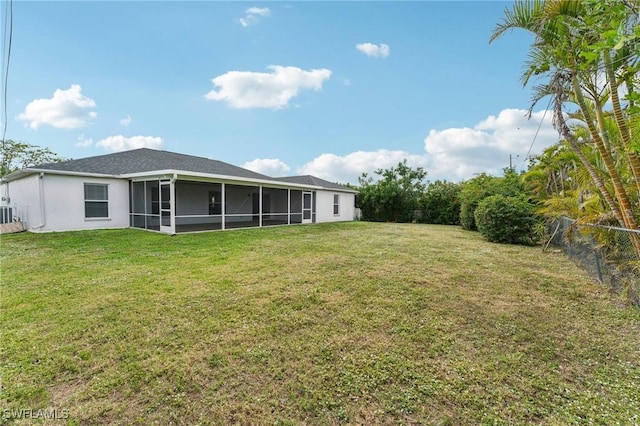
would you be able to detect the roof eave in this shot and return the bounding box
[276,176,358,193]
[1,168,121,182]
[1,167,358,193]
[123,169,325,189]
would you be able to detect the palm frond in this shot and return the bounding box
[489,0,545,43]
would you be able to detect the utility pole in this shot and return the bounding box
[509,154,519,171]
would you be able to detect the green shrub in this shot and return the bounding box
[474,195,539,245]
[460,201,478,230]
[418,180,461,225]
[460,170,526,231]
[357,160,427,222]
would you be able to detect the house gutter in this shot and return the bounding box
[124,170,326,191]
[32,172,46,230]
[2,167,117,182]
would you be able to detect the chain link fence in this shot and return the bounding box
[545,216,640,308]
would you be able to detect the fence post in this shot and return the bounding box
[593,250,603,284]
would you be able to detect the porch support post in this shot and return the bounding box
[221,182,226,230]
[170,179,176,234]
[287,189,291,225]
[259,186,263,227]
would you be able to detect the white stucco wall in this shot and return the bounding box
[43,174,130,232]
[1,174,41,229]
[315,190,355,223]
[3,172,357,232]
[4,173,130,232]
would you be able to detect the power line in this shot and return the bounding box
[521,95,553,170]
[1,0,13,157]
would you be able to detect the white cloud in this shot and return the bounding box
[96,135,164,152]
[76,134,93,148]
[298,150,429,185]
[423,108,558,180]
[239,16,257,27]
[246,7,270,16]
[17,85,97,129]
[205,65,332,109]
[297,108,559,185]
[239,6,271,27]
[120,115,132,126]
[356,43,390,58]
[243,158,291,177]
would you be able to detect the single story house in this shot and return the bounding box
[0,148,357,234]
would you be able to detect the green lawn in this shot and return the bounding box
[1,222,639,425]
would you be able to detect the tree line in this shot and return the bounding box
[1,139,65,177]
[357,161,539,245]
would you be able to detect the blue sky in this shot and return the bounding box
[3,1,560,184]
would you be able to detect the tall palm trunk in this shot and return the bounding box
[553,99,623,224]
[603,50,640,197]
[572,78,638,227]
[571,76,640,256]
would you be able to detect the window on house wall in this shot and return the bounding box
[84,183,109,218]
[333,194,340,215]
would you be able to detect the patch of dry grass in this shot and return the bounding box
[1,222,639,425]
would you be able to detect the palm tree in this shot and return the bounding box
[524,144,571,199]
[491,0,640,255]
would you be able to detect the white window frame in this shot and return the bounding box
[333,194,340,216]
[84,183,110,220]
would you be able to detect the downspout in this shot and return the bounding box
[32,172,46,230]
[1,177,9,205]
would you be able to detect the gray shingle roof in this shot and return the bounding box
[274,175,355,192]
[32,148,273,180]
[6,148,357,192]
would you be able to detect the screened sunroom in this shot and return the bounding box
[129,178,316,234]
